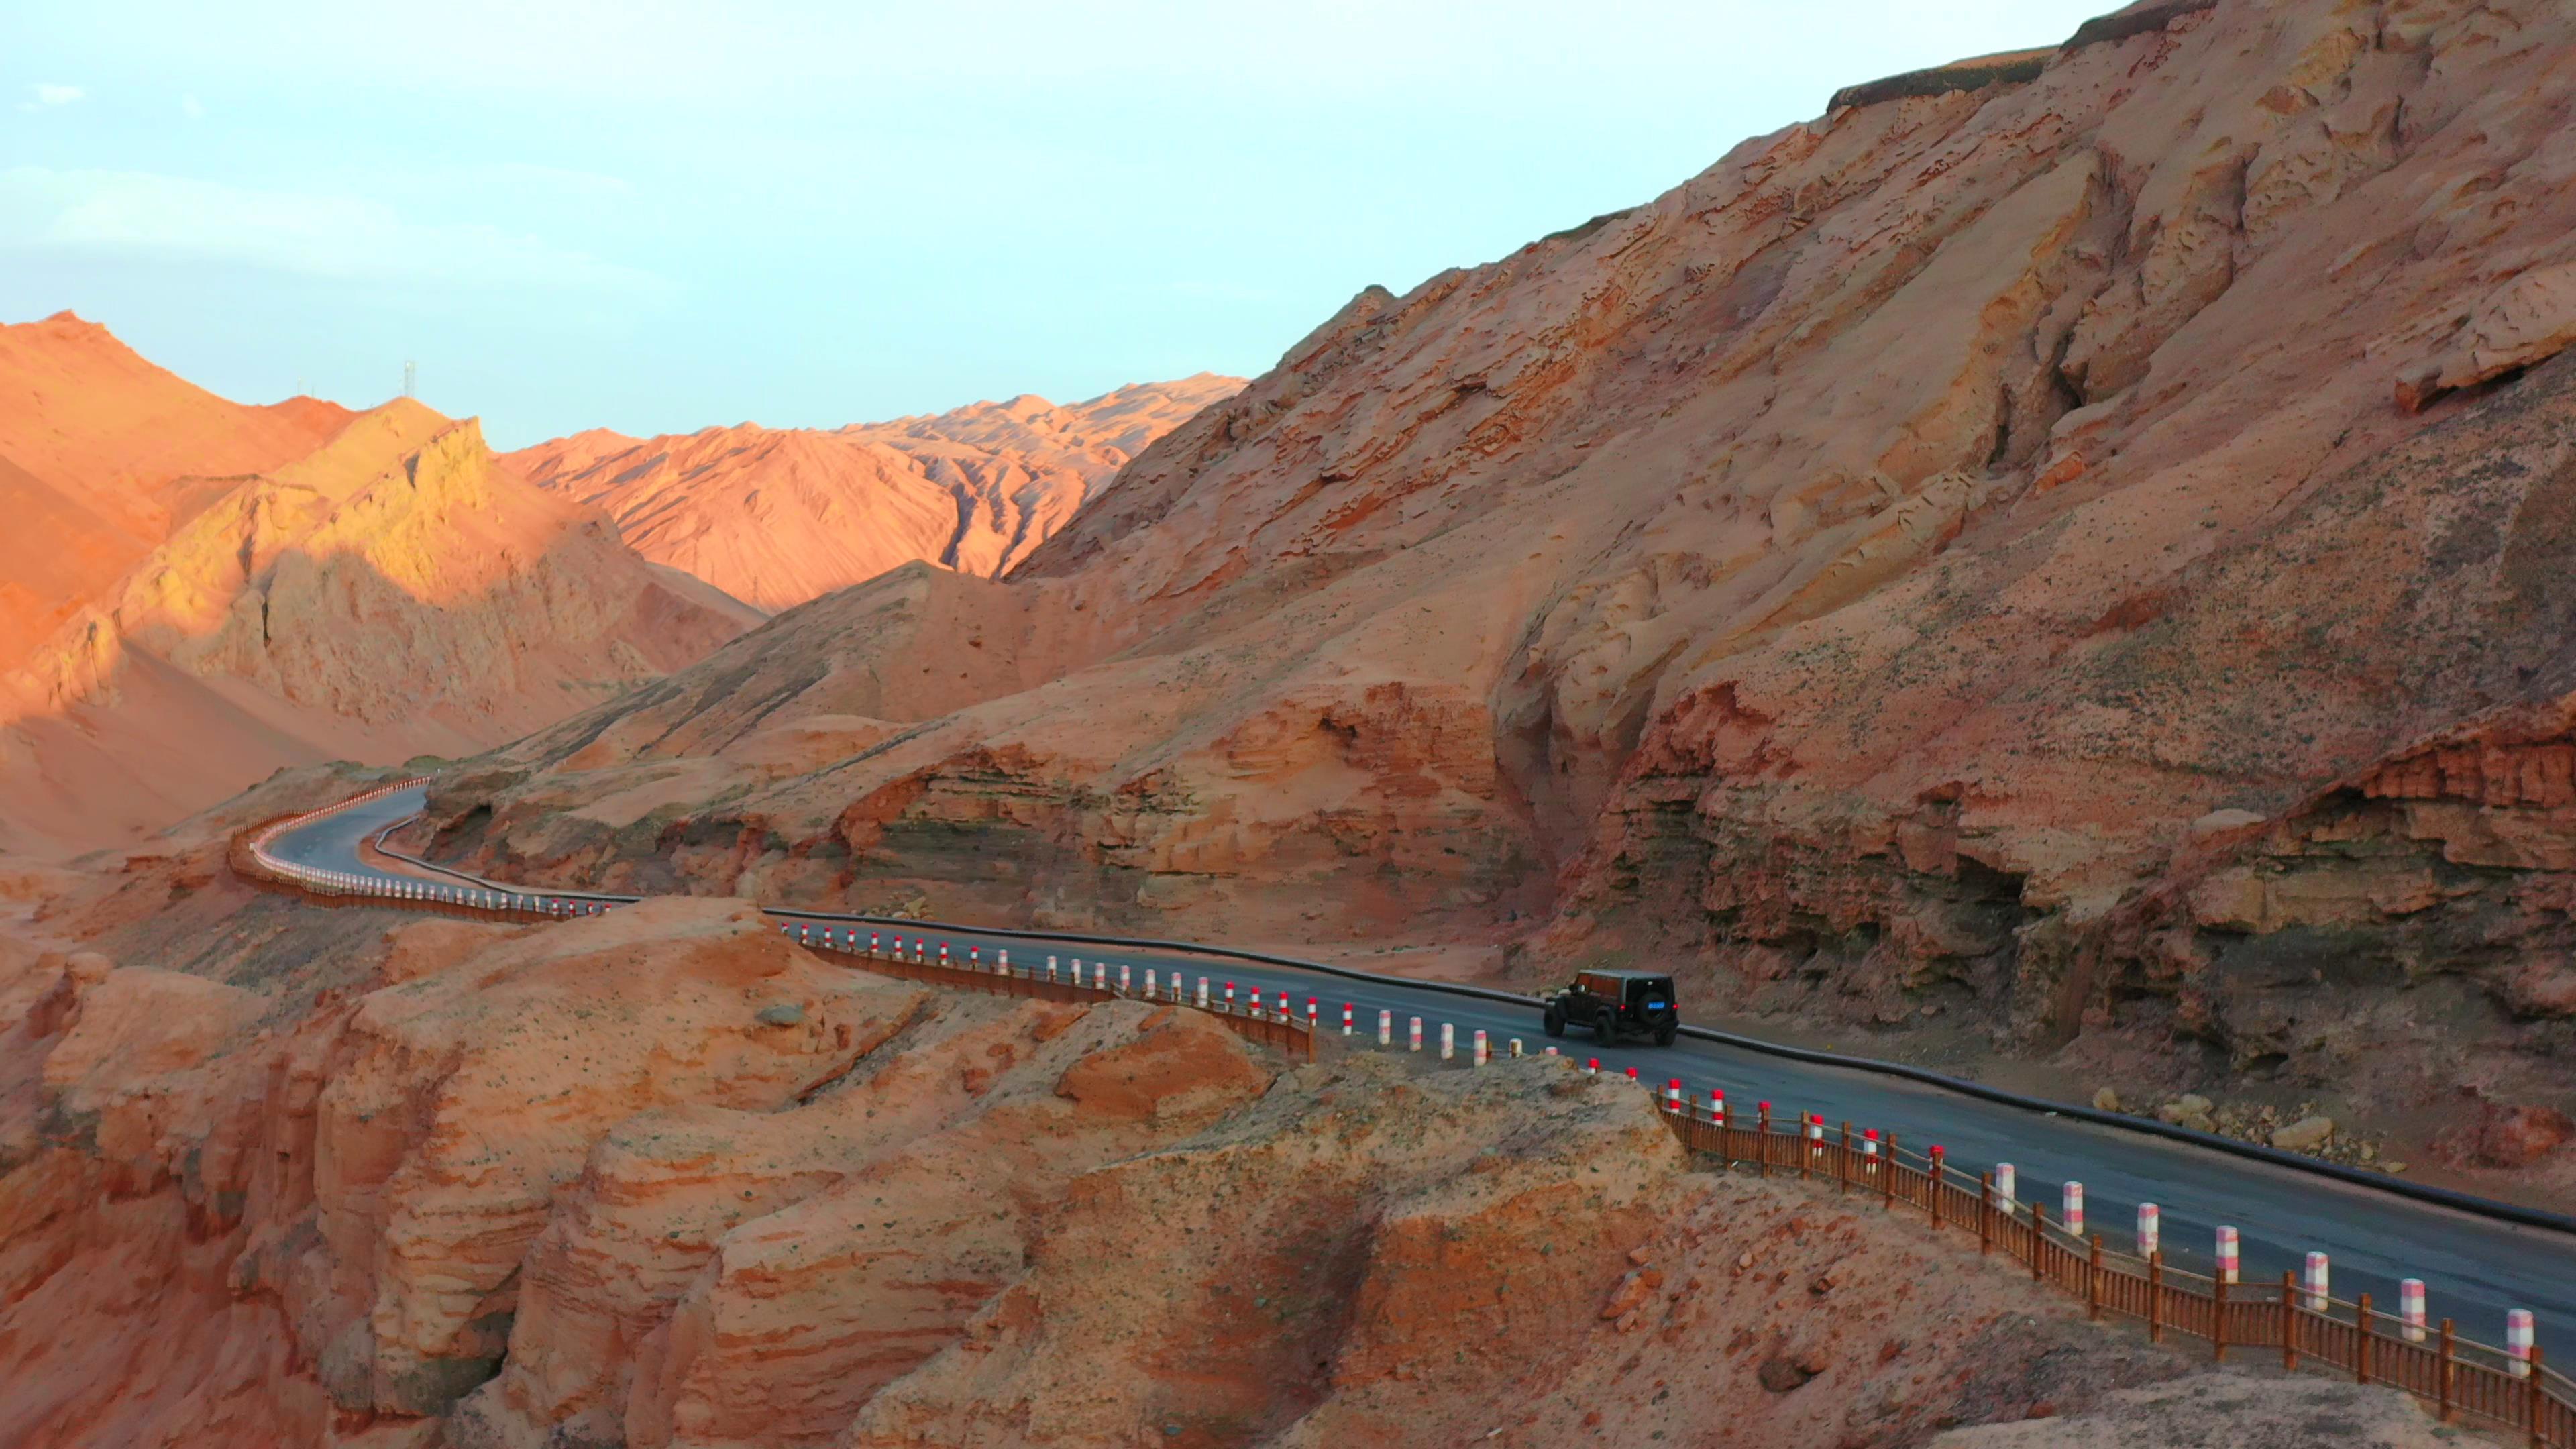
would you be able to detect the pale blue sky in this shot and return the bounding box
[5,1,2098,448]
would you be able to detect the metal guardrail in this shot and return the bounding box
[229,786,1314,1063]
[1660,1102,2575,1445]
[362,824,2576,1238]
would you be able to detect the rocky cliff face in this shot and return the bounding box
[502,374,1244,612]
[0,382,758,855]
[423,0,2576,1150]
[0,851,2202,1448]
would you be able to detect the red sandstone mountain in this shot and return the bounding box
[0,313,353,674]
[427,0,2576,1153]
[502,374,1243,612]
[10,1,2576,1442]
[0,325,759,853]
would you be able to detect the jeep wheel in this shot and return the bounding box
[1595,1012,1620,1044]
[1542,1004,1566,1038]
[1655,1024,1678,1047]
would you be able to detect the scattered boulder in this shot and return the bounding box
[2156,1095,2216,1133]
[2090,1087,2121,1113]
[2269,1116,2336,1153]
[1758,1353,1819,1394]
[1601,1269,1656,1321]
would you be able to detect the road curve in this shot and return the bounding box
[266,785,2576,1349]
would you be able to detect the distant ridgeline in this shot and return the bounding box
[1828,0,2219,111]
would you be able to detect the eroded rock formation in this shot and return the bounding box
[0,843,2196,1448]
[419,0,2576,1155]
[0,358,759,854]
[502,375,1245,612]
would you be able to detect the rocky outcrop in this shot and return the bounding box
[418,0,2576,1170]
[502,375,1244,612]
[0,876,2204,1447]
[1829,50,2050,114]
[0,399,758,853]
[0,312,353,674]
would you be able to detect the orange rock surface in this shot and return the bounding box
[0,849,2192,1447]
[502,376,1243,612]
[424,0,2576,1142]
[0,312,349,675]
[0,331,761,855]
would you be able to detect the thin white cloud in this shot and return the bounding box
[0,167,665,294]
[19,83,85,111]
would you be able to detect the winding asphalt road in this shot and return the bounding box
[268,786,2576,1353]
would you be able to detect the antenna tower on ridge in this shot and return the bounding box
[402,360,417,399]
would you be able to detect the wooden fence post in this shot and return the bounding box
[1839,1120,1852,1195]
[1978,1173,1993,1255]
[2088,1236,2103,1321]
[1757,1103,1770,1179]
[1799,1110,1811,1181]
[2529,1343,2545,1449]
[2283,1269,2300,1372]
[2438,1319,2455,1422]
[1884,1131,1898,1213]
[2214,1275,2229,1362]
[2148,1251,2164,1344]
[2030,1201,2048,1283]
[2357,1293,2373,1386]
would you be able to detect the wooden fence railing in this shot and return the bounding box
[1658,1101,2575,1446]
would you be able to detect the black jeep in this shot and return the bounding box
[1542,969,1680,1046]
